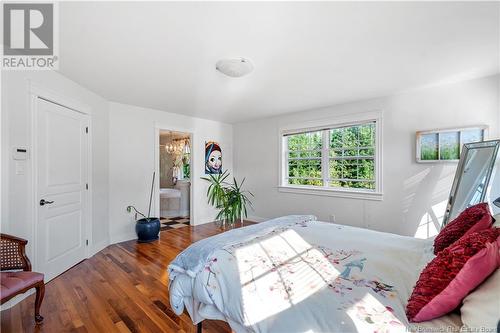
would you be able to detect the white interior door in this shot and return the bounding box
[36,98,89,282]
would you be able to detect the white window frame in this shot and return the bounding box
[415,126,488,163]
[278,111,383,201]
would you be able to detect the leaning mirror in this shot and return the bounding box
[442,139,500,227]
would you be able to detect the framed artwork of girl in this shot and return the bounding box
[205,141,222,174]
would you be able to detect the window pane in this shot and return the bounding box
[288,178,323,186]
[287,131,322,151]
[358,159,374,180]
[359,123,375,147]
[439,132,460,160]
[326,122,377,191]
[329,149,341,158]
[346,148,358,157]
[344,159,357,178]
[330,148,375,158]
[330,128,343,148]
[359,148,374,156]
[342,126,359,148]
[289,150,321,159]
[329,181,375,190]
[287,130,323,183]
[330,123,375,149]
[288,159,321,178]
[329,159,374,183]
[461,129,483,145]
[284,120,377,192]
[329,159,344,179]
[341,126,359,148]
[420,133,438,160]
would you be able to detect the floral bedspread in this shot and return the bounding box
[169,220,433,333]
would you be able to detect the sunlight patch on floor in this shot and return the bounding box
[234,229,339,326]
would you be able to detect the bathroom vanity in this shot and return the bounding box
[160,180,190,217]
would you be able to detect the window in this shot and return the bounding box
[416,127,487,162]
[286,130,323,186]
[280,113,382,200]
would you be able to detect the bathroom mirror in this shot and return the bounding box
[442,140,500,227]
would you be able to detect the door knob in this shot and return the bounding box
[40,199,54,206]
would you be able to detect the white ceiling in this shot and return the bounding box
[159,130,189,143]
[59,1,500,123]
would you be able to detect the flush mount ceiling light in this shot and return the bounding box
[216,58,253,78]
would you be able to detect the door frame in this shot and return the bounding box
[154,123,194,223]
[29,81,93,274]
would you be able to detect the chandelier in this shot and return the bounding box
[163,138,190,155]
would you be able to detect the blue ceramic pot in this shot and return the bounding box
[135,218,160,243]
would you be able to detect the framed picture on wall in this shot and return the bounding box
[416,126,488,163]
[205,141,223,174]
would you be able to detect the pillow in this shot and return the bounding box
[461,267,500,332]
[493,214,500,227]
[434,203,493,254]
[406,227,500,322]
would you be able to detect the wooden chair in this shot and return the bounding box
[0,233,45,324]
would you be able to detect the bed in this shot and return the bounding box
[168,215,462,333]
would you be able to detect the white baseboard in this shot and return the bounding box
[192,215,268,226]
[247,215,268,223]
[90,239,109,257]
[110,232,137,244]
[0,290,34,310]
[193,216,216,226]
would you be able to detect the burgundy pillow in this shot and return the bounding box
[407,227,500,322]
[434,203,493,254]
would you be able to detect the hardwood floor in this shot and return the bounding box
[1,221,255,333]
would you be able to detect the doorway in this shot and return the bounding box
[34,97,89,282]
[157,130,192,230]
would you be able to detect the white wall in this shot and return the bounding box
[1,70,110,260]
[108,102,233,243]
[2,70,498,251]
[234,75,500,236]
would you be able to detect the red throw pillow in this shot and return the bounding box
[434,203,492,254]
[407,228,500,322]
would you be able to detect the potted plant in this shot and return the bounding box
[201,170,253,227]
[126,172,160,242]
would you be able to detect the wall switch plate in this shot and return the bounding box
[13,147,29,160]
[15,161,25,175]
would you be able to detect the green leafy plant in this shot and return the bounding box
[126,205,148,220]
[201,170,253,226]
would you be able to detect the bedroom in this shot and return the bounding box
[1,1,499,333]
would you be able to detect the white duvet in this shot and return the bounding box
[169,219,436,333]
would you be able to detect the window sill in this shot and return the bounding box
[277,185,383,201]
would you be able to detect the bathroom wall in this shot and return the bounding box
[159,135,175,188]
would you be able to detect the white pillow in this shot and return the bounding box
[493,213,500,227]
[460,266,500,332]
[460,214,499,331]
